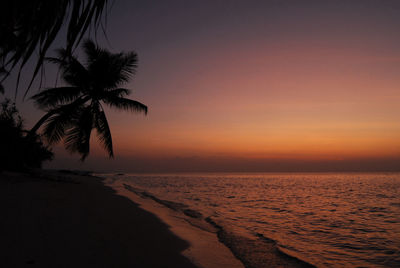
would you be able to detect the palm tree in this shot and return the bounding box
[1,0,110,97]
[30,40,147,160]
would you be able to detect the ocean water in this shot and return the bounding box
[100,172,400,267]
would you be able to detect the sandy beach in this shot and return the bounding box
[0,170,243,268]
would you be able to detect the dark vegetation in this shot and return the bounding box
[0,98,53,171]
[0,0,110,97]
[0,1,146,169]
[0,0,111,170]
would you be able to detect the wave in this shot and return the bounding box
[256,233,316,268]
[206,217,316,268]
[123,183,315,268]
[123,184,203,219]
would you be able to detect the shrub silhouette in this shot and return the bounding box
[0,98,53,171]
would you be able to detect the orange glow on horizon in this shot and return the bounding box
[40,1,400,171]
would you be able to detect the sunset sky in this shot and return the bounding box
[4,0,400,172]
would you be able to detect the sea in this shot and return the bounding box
[98,172,400,267]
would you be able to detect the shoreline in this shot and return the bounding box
[105,178,244,268]
[107,177,315,268]
[0,169,316,268]
[0,170,199,267]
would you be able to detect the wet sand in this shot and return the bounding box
[113,179,315,268]
[108,181,244,268]
[0,170,242,268]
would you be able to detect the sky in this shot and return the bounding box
[3,0,400,172]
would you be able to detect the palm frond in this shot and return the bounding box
[115,51,138,87]
[42,108,78,144]
[104,97,148,115]
[64,105,94,161]
[120,51,139,77]
[30,95,90,134]
[39,99,86,143]
[82,39,104,64]
[1,0,110,97]
[43,116,68,144]
[31,86,83,109]
[104,88,131,97]
[47,49,90,87]
[84,40,138,89]
[111,51,138,87]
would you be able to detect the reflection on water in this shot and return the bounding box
[102,173,400,267]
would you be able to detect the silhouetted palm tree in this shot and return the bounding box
[30,40,147,160]
[1,0,110,96]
